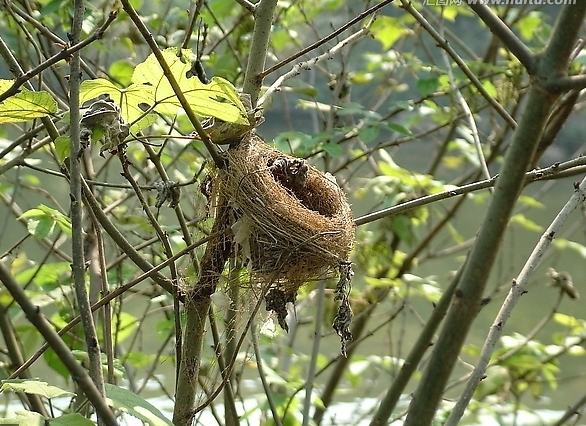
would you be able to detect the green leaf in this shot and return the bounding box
[0,410,44,425]
[18,204,72,238]
[1,378,75,398]
[370,16,409,50]
[50,413,95,426]
[416,78,439,97]
[105,383,173,426]
[0,79,58,123]
[386,122,412,136]
[54,135,70,161]
[322,142,343,157]
[518,12,542,41]
[109,59,135,87]
[510,214,543,232]
[131,49,248,125]
[80,78,157,132]
[553,239,586,258]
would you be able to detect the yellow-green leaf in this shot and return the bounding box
[0,79,58,123]
[132,48,248,125]
[80,78,157,132]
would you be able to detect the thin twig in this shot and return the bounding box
[261,0,396,78]
[251,319,284,426]
[354,156,586,226]
[257,26,371,108]
[0,9,118,103]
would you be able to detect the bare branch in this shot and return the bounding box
[242,0,279,105]
[354,156,586,226]
[543,73,586,92]
[468,3,535,72]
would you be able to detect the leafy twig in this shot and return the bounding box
[119,0,224,168]
[0,9,118,104]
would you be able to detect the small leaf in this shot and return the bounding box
[386,122,412,136]
[18,204,72,238]
[510,214,543,232]
[54,136,70,161]
[105,383,173,426]
[1,378,75,399]
[322,142,343,157]
[0,79,58,123]
[416,78,439,97]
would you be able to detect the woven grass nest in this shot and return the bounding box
[220,133,355,293]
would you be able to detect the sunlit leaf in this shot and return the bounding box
[510,214,543,232]
[1,378,75,399]
[105,383,173,426]
[370,15,409,50]
[0,79,58,123]
[553,239,586,258]
[131,49,248,125]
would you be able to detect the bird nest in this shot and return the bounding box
[220,133,355,292]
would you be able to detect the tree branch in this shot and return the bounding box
[445,175,586,426]
[467,3,535,72]
[0,262,119,426]
[260,0,396,79]
[242,0,279,106]
[354,156,586,226]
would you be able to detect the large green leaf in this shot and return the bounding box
[105,383,173,426]
[132,48,249,125]
[0,79,58,123]
[1,378,75,399]
[80,78,157,132]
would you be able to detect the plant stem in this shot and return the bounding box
[242,0,279,106]
[69,0,107,422]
